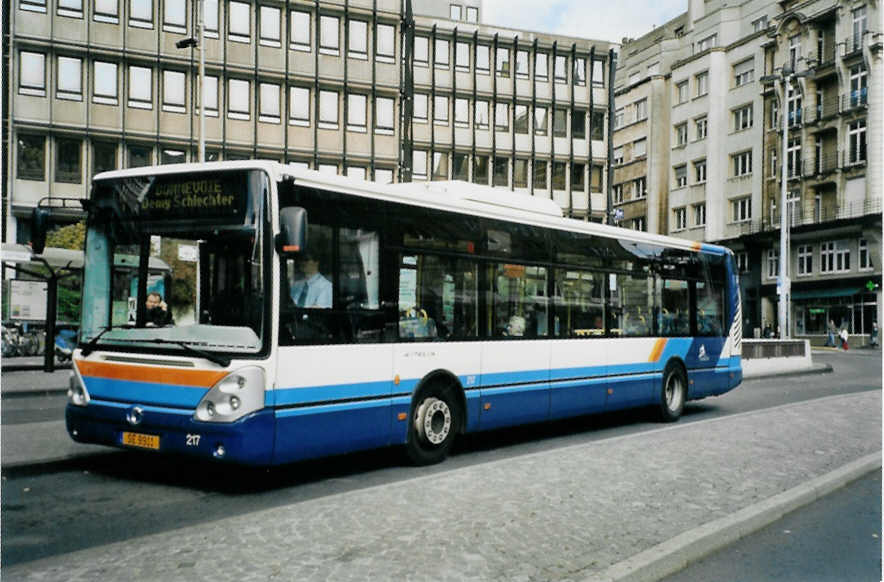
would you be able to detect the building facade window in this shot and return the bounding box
[455,98,469,126]
[614,107,624,129]
[572,110,586,140]
[412,150,427,179]
[849,65,868,108]
[320,15,339,55]
[496,47,510,77]
[515,49,528,77]
[696,116,707,140]
[694,159,706,183]
[495,102,509,131]
[859,239,873,270]
[94,0,118,21]
[736,251,749,273]
[57,56,82,100]
[202,0,217,33]
[533,160,547,190]
[535,52,548,80]
[434,95,450,124]
[675,123,688,146]
[413,93,428,121]
[695,71,708,96]
[573,57,586,85]
[514,159,528,188]
[55,138,83,184]
[435,38,450,68]
[449,4,461,20]
[474,155,489,184]
[347,93,368,131]
[17,134,45,181]
[348,19,368,57]
[377,23,395,61]
[613,146,623,165]
[732,196,751,222]
[455,41,470,70]
[697,34,716,52]
[634,98,647,121]
[734,104,753,131]
[787,138,802,177]
[613,184,623,204]
[453,154,468,181]
[797,245,813,276]
[375,96,394,132]
[128,144,152,168]
[632,138,646,158]
[19,51,46,96]
[693,203,706,226]
[848,120,867,164]
[290,11,311,51]
[228,79,250,120]
[552,161,566,190]
[259,6,281,46]
[534,106,548,135]
[493,157,509,187]
[163,0,185,32]
[475,99,489,128]
[202,75,218,115]
[733,151,752,176]
[433,152,449,180]
[319,90,339,127]
[476,44,489,72]
[734,59,754,87]
[553,108,567,137]
[93,141,117,174]
[820,241,850,273]
[93,61,117,104]
[228,1,250,42]
[514,104,529,133]
[767,249,778,278]
[260,83,281,122]
[674,207,687,231]
[676,81,688,104]
[128,65,152,109]
[129,0,153,28]
[674,165,687,188]
[571,163,585,191]
[554,54,567,82]
[162,70,185,112]
[633,176,646,198]
[466,6,477,22]
[289,86,310,125]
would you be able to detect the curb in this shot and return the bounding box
[587,451,882,582]
[743,363,834,381]
[2,388,69,399]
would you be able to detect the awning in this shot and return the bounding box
[791,287,863,300]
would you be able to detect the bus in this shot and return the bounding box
[50,161,742,466]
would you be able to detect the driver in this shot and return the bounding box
[145,292,174,326]
[291,252,332,309]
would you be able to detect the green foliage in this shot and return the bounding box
[158,240,196,310]
[46,221,86,251]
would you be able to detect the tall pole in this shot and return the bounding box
[778,72,791,338]
[198,0,205,162]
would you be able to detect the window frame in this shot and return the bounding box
[19,51,46,97]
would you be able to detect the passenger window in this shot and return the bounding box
[490,263,548,338]
[658,278,690,336]
[696,281,724,336]
[398,254,479,340]
[610,269,655,337]
[552,269,604,337]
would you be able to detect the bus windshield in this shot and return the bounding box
[79,169,268,356]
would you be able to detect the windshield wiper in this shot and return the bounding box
[146,339,231,368]
[80,324,134,357]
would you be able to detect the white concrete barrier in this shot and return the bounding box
[741,339,813,378]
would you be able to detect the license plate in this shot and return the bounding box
[121,432,160,450]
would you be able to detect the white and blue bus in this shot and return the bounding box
[54,161,742,466]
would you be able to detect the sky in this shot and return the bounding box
[481,0,687,44]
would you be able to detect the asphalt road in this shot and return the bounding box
[661,470,882,582]
[1,350,880,569]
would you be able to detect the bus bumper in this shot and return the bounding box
[66,400,275,466]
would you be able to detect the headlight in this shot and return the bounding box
[194,367,265,423]
[68,369,90,407]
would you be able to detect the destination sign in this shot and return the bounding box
[139,174,246,220]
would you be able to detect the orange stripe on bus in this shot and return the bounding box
[691,242,702,251]
[75,360,227,387]
[648,338,667,363]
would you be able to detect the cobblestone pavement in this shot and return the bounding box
[4,390,880,582]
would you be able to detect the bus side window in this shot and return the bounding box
[490,263,548,338]
[339,228,384,342]
[696,281,724,336]
[553,269,604,337]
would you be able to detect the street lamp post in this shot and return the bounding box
[761,61,814,339]
[779,66,792,339]
[176,0,205,163]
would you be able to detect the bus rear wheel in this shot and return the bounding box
[406,384,460,466]
[658,363,686,422]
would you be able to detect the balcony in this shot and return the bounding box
[769,198,881,230]
[841,34,867,58]
[808,151,840,175]
[840,89,868,113]
[805,99,839,123]
[843,143,867,169]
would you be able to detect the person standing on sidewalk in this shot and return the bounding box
[870,322,878,348]
[825,319,837,347]
[839,327,849,351]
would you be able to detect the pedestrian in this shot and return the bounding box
[825,319,836,347]
[839,327,849,351]
[870,321,878,348]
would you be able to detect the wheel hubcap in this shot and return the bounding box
[666,376,684,411]
[415,397,452,445]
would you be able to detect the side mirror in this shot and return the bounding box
[31,207,50,254]
[276,206,307,255]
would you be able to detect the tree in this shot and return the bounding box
[45,221,86,251]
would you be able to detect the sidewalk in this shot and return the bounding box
[2,390,880,582]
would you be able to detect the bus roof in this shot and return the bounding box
[91,161,732,258]
[2,243,171,272]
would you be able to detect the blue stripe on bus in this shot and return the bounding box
[480,368,549,387]
[274,379,392,407]
[82,377,207,408]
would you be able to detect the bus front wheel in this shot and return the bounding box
[406,383,460,465]
[658,363,686,422]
